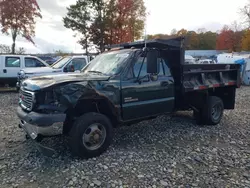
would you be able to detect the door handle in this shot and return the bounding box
[3,69,7,73]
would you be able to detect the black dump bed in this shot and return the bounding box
[182,63,241,92]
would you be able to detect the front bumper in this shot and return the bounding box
[17,106,66,139]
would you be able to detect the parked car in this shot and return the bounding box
[0,55,49,87]
[197,59,216,64]
[17,37,241,159]
[185,55,196,64]
[16,55,90,90]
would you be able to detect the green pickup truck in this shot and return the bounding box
[17,37,241,158]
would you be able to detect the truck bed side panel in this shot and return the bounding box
[182,64,241,92]
[178,64,241,110]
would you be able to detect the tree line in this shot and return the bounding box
[146,23,250,52]
[1,0,250,53]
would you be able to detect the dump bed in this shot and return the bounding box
[182,63,241,92]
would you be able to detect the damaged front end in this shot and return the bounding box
[17,78,120,141]
[17,88,67,140]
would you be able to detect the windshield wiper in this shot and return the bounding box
[88,70,103,74]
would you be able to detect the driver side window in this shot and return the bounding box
[25,58,46,67]
[133,56,147,78]
[125,53,170,80]
[66,58,87,71]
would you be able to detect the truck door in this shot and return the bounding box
[2,56,21,79]
[121,52,175,121]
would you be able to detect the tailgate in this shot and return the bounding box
[182,64,241,92]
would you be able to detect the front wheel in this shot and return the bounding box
[69,112,113,159]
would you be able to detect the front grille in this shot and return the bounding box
[20,89,34,111]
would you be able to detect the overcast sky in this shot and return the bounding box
[0,0,248,53]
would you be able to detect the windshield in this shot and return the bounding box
[52,57,71,69]
[83,50,131,75]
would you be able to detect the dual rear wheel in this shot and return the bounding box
[194,96,224,125]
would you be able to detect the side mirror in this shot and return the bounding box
[69,65,75,72]
[63,67,68,72]
[147,49,158,74]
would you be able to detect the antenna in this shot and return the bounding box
[143,11,150,51]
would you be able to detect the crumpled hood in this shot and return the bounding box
[21,73,110,91]
[21,67,58,74]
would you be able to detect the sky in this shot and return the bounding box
[0,0,248,53]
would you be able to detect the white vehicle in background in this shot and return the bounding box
[0,55,49,87]
[217,53,249,64]
[242,59,250,85]
[197,59,216,64]
[185,55,196,64]
[17,55,90,90]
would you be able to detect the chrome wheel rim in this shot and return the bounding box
[82,123,106,150]
[211,104,222,121]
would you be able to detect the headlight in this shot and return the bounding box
[18,71,29,79]
[18,70,25,78]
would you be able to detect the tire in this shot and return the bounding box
[69,112,113,159]
[200,96,224,125]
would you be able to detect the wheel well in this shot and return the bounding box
[185,86,236,110]
[63,99,119,134]
[208,87,236,109]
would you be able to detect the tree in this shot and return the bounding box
[216,25,242,51]
[54,50,69,56]
[200,31,217,50]
[147,34,169,40]
[105,0,117,44]
[241,29,250,51]
[117,0,146,42]
[216,25,233,51]
[64,0,146,52]
[89,0,106,52]
[186,31,199,50]
[16,47,26,54]
[170,29,177,36]
[0,0,42,54]
[239,0,250,28]
[63,0,91,54]
[231,20,241,32]
[0,44,11,53]
[90,0,146,47]
[177,28,188,36]
[197,28,207,34]
[147,28,217,50]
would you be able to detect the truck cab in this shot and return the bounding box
[16,55,89,90]
[0,55,49,87]
[16,37,241,159]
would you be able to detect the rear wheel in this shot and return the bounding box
[69,112,113,159]
[195,96,224,125]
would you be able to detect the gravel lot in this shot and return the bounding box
[0,86,250,188]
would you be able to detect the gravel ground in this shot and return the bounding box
[0,87,250,188]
